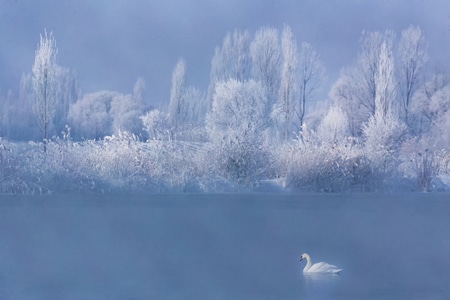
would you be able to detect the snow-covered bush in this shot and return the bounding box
[206,131,271,186]
[110,94,145,136]
[0,140,54,194]
[0,139,28,194]
[316,105,350,145]
[68,90,145,140]
[362,111,406,178]
[282,127,371,192]
[0,131,213,194]
[399,136,448,191]
[277,107,382,192]
[82,132,148,191]
[68,91,117,140]
[49,132,209,193]
[140,109,169,140]
[206,79,271,185]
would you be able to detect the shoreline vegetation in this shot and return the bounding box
[0,133,448,195]
[1,25,450,195]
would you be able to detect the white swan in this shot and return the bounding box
[300,253,342,274]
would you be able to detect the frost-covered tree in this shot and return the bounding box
[69,80,145,140]
[359,31,395,115]
[400,77,450,191]
[425,85,450,148]
[362,36,405,176]
[397,25,428,125]
[224,29,251,82]
[363,110,406,177]
[209,79,266,135]
[352,31,386,115]
[168,58,186,131]
[250,27,281,118]
[0,90,14,138]
[68,91,118,139]
[107,79,147,136]
[0,75,40,141]
[316,105,349,145]
[207,29,251,104]
[16,73,39,140]
[180,86,206,127]
[133,77,146,107]
[330,30,395,136]
[207,79,268,184]
[167,59,206,140]
[400,136,439,191]
[110,93,145,135]
[374,39,397,117]
[411,73,450,133]
[54,67,79,136]
[32,30,60,150]
[273,25,299,141]
[298,42,325,129]
[140,109,168,140]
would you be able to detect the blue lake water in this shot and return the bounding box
[0,193,449,299]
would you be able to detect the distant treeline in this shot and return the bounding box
[0,25,449,194]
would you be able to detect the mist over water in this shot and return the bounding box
[0,193,448,299]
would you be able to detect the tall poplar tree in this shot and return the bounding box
[32,30,60,151]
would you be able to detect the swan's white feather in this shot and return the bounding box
[300,253,342,274]
[307,261,342,273]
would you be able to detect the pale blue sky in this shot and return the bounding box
[1,0,449,104]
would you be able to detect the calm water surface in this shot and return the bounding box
[0,193,449,299]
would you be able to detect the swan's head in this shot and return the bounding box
[299,253,310,262]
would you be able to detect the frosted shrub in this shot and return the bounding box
[87,133,142,190]
[68,91,118,140]
[363,111,406,178]
[69,89,145,140]
[284,136,370,192]
[77,134,205,192]
[8,131,209,194]
[153,140,207,191]
[0,140,29,194]
[26,137,106,193]
[206,79,270,186]
[110,94,145,135]
[400,137,445,191]
[316,105,349,146]
[140,109,169,141]
[272,25,299,142]
[0,140,56,194]
[281,122,374,192]
[206,132,270,186]
[29,132,152,193]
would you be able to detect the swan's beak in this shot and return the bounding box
[299,257,304,262]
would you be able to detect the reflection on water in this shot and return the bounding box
[301,273,341,298]
[303,272,341,283]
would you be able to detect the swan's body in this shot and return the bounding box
[300,253,342,274]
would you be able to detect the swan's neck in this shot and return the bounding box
[303,254,312,271]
